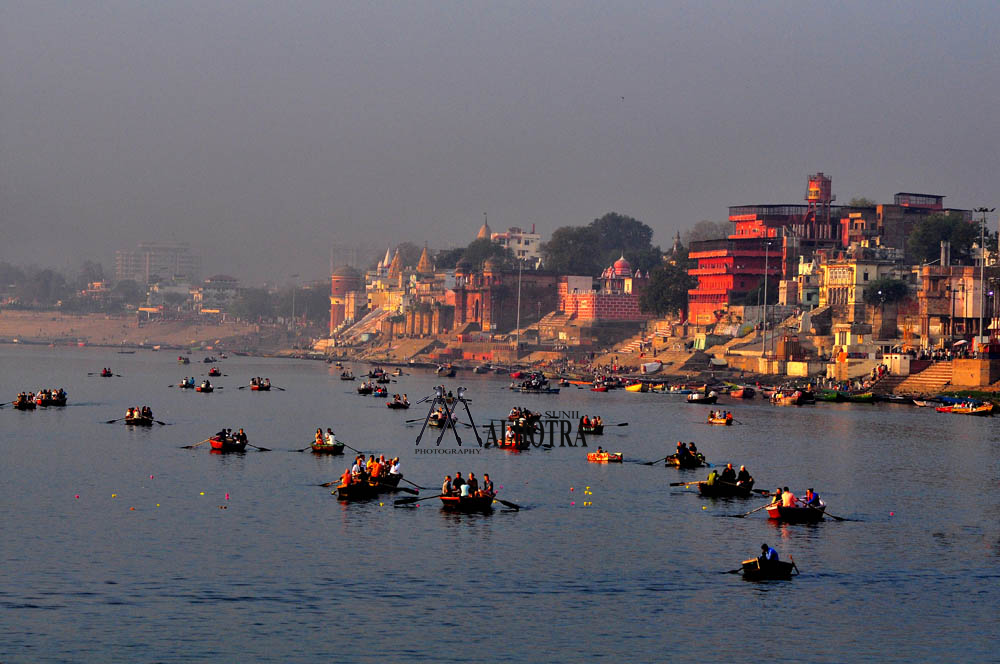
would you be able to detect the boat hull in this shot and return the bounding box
[250,384,270,391]
[586,452,622,463]
[439,495,494,512]
[311,442,345,454]
[209,436,247,452]
[666,454,707,468]
[579,424,604,435]
[697,481,754,498]
[386,402,410,409]
[124,416,154,426]
[741,558,795,580]
[765,503,825,522]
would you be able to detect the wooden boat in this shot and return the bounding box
[741,558,796,581]
[509,371,524,379]
[124,415,154,426]
[586,451,622,463]
[770,390,803,406]
[686,392,717,404]
[340,373,355,380]
[100,370,113,377]
[730,387,755,399]
[12,399,36,410]
[697,481,754,498]
[640,361,662,374]
[624,382,646,392]
[472,364,492,374]
[178,356,190,364]
[949,402,994,416]
[912,399,932,407]
[666,453,707,468]
[334,474,403,500]
[935,405,954,413]
[372,387,388,397]
[250,383,270,391]
[357,385,374,395]
[208,367,222,377]
[591,385,608,392]
[579,423,604,435]
[209,435,247,452]
[435,365,456,377]
[311,440,345,454]
[877,394,912,404]
[35,394,68,407]
[817,390,845,402]
[845,392,875,403]
[508,411,541,423]
[375,375,391,384]
[195,385,214,393]
[428,415,456,428]
[708,415,733,425]
[203,357,218,363]
[177,381,195,389]
[765,503,825,522]
[386,401,410,409]
[439,495,494,512]
[519,386,560,394]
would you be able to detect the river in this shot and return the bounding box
[1,345,997,662]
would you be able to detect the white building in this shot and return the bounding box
[491,225,542,268]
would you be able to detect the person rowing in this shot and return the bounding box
[735,465,753,489]
[720,463,736,484]
[802,488,822,506]
[758,543,780,568]
[325,428,337,446]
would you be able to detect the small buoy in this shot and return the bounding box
[130,507,135,511]
[225,493,230,500]
[111,493,116,498]
[702,506,707,510]
[889,511,894,516]
[149,475,154,479]
[75,495,79,499]
[379,502,384,506]
[156,504,160,507]
[199,492,204,496]
[571,501,575,505]
[586,486,590,490]
[570,487,574,491]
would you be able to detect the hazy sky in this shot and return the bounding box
[3,1,998,283]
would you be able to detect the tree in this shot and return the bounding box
[908,213,978,264]
[112,279,144,305]
[683,220,730,245]
[848,197,877,207]
[75,260,105,289]
[232,288,274,320]
[540,226,600,274]
[461,238,515,269]
[862,279,909,305]
[434,247,466,270]
[541,212,662,275]
[640,262,694,317]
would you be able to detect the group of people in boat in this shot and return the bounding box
[100,367,114,375]
[705,463,753,488]
[314,427,337,446]
[430,406,457,425]
[670,441,703,463]
[769,487,822,508]
[250,377,271,388]
[708,410,733,421]
[215,427,248,443]
[340,454,401,486]
[389,394,409,406]
[126,406,154,420]
[441,471,495,498]
[178,377,197,387]
[579,415,603,429]
[14,388,67,406]
[511,373,549,390]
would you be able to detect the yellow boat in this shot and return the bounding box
[708,416,733,425]
[625,383,645,392]
[586,451,623,463]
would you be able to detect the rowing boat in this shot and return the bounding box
[250,383,270,391]
[124,416,154,426]
[334,474,403,500]
[765,503,825,522]
[579,424,604,435]
[586,451,623,463]
[386,401,410,409]
[697,481,754,498]
[686,392,717,404]
[740,558,796,581]
[707,416,733,425]
[209,435,247,452]
[439,495,494,512]
[949,402,994,416]
[311,440,345,454]
[666,453,707,468]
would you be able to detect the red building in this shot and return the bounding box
[329,265,361,334]
[687,173,842,325]
[558,256,652,322]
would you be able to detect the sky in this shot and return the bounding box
[2,1,998,284]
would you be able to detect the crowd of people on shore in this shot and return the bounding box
[441,471,495,499]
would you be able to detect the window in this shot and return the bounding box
[863,272,869,282]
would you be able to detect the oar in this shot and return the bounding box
[405,418,424,424]
[294,442,315,452]
[104,417,125,424]
[395,493,442,506]
[493,496,520,510]
[181,438,212,449]
[238,385,247,389]
[399,477,427,490]
[387,484,418,495]
[154,420,169,426]
[727,503,771,518]
[669,480,704,486]
[245,442,271,452]
[335,439,363,455]
[608,422,629,427]
[808,503,849,521]
[643,456,669,466]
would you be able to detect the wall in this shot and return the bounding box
[951,359,1000,387]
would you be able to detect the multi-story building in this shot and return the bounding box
[115,242,201,284]
[491,225,543,268]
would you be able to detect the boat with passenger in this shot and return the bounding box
[439,495,494,512]
[586,450,623,463]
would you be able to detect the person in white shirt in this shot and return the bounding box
[325,428,336,445]
[389,458,401,475]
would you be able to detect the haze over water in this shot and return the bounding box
[2,345,997,662]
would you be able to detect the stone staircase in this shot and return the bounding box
[891,362,954,396]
